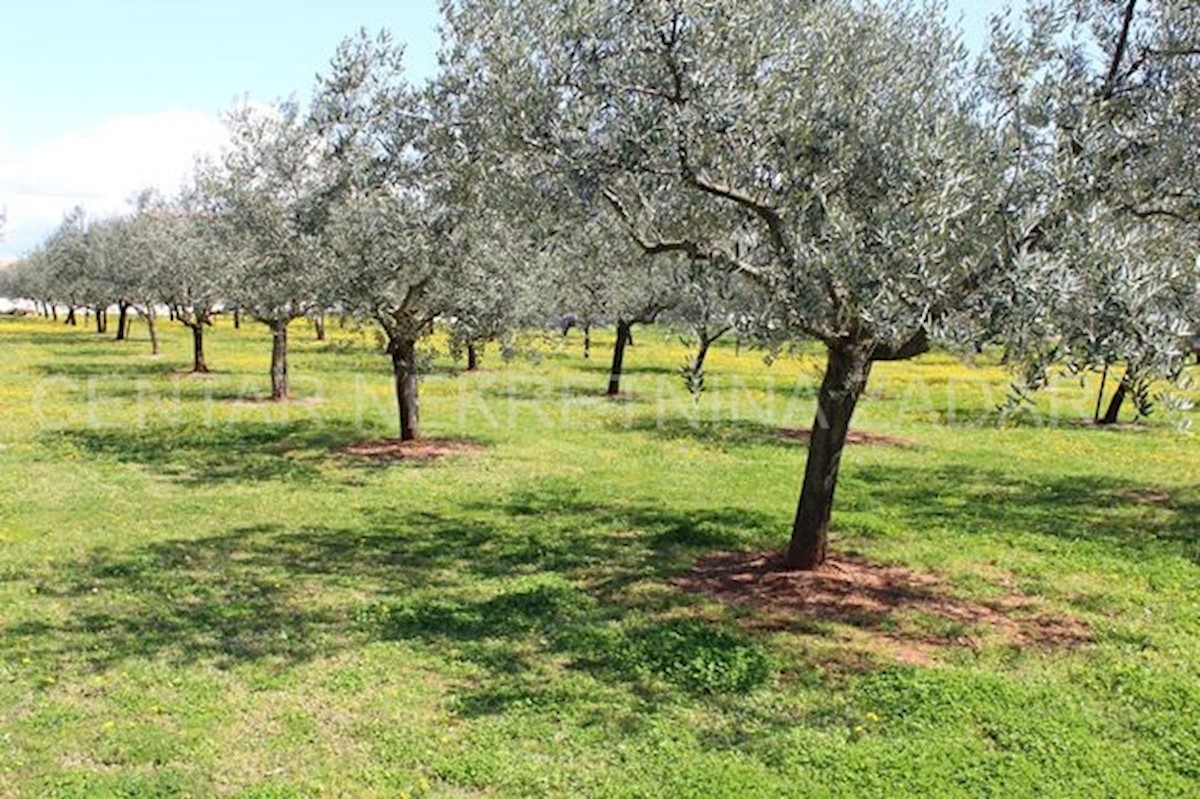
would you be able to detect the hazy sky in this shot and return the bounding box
[0,0,1009,260]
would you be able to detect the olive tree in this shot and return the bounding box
[440,210,532,373]
[104,189,177,355]
[0,251,48,311]
[313,32,465,441]
[666,252,765,397]
[443,0,1023,569]
[984,0,1200,424]
[157,186,235,373]
[197,100,331,400]
[41,208,96,328]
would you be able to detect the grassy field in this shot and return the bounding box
[0,313,1197,797]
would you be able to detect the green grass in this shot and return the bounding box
[0,313,1197,797]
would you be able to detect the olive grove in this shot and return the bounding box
[439,0,1197,568]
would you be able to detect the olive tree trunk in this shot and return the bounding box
[145,307,160,356]
[467,343,479,372]
[1099,369,1132,425]
[191,324,209,373]
[269,320,289,401]
[784,342,874,570]
[606,319,632,396]
[1093,364,1110,423]
[390,338,419,441]
[115,301,130,341]
[691,339,713,375]
[691,325,731,375]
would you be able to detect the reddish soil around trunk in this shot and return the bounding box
[336,438,484,463]
[675,550,1090,666]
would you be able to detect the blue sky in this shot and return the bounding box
[0,0,1008,260]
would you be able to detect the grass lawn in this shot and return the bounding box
[0,313,1197,797]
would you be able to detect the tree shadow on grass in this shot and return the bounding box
[844,463,1200,564]
[0,324,102,350]
[36,359,185,379]
[1,487,778,713]
[46,419,369,485]
[575,361,680,378]
[5,467,1193,721]
[611,417,808,450]
[477,381,622,403]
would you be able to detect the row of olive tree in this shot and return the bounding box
[3,0,1194,570]
[2,33,518,436]
[3,29,756,427]
[2,193,229,369]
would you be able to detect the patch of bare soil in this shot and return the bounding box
[776,428,918,447]
[336,438,484,463]
[675,550,1090,666]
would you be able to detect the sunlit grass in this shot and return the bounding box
[0,313,1197,797]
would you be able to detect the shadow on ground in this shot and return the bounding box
[610,417,815,449]
[36,358,185,379]
[1,485,777,708]
[47,419,370,485]
[843,464,1200,565]
[3,462,1195,716]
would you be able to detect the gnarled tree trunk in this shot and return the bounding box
[269,320,289,401]
[691,325,731,375]
[784,342,874,570]
[467,343,479,372]
[145,307,160,356]
[191,324,209,373]
[65,307,76,326]
[115,301,130,341]
[313,313,327,342]
[1093,364,1110,423]
[1099,368,1132,425]
[691,339,712,376]
[607,319,632,396]
[390,338,419,441]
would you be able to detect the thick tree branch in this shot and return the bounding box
[1100,0,1139,101]
[600,187,764,282]
[681,170,791,259]
[870,328,930,362]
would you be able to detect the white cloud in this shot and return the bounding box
[0,109,228,259]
